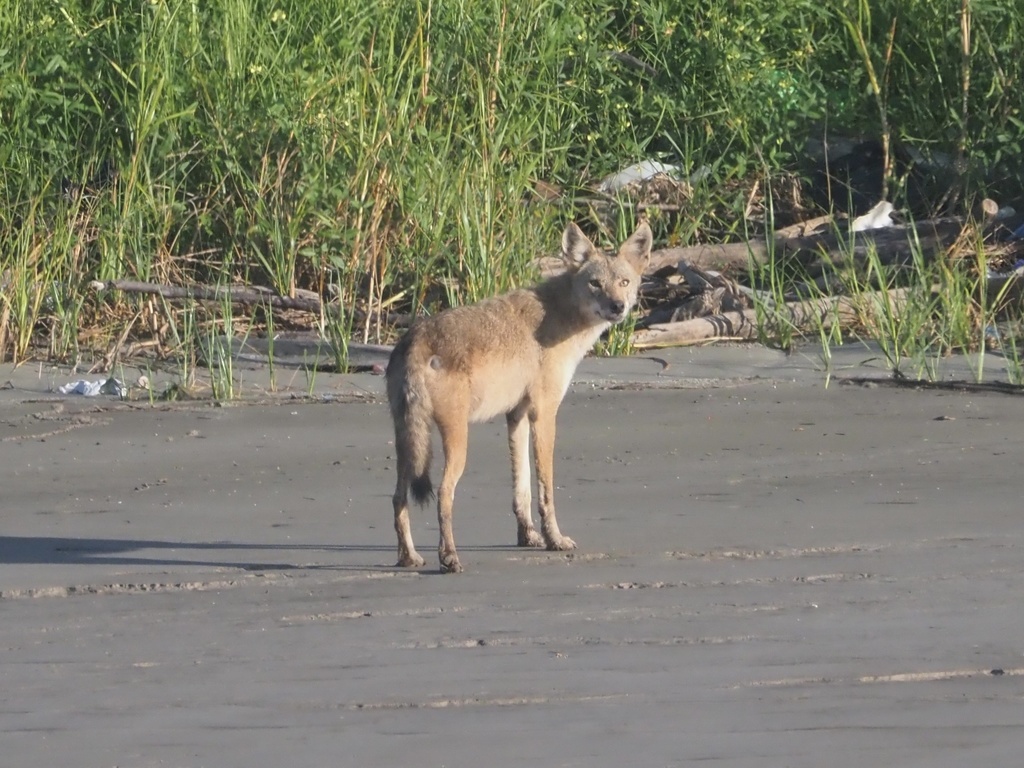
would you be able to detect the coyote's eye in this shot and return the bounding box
[619,278,630,287]
[588,278,601,289]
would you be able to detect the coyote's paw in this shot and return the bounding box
[439,551,464,574]
[518,528,545,548]
[546,535,577,552]
[396,550,426,568]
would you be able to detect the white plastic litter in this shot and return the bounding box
[57,378,127,397]
[851,201,895,232]
[599,160,682,193]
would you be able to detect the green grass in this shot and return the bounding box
[2,0,1023,369]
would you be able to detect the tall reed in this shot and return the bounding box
[2,0,1021,363]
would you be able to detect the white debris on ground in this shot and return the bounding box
[599,160,683,194]
[57,378,127,397]
[850,200,896,232]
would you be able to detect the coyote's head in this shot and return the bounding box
[562,221,652,325]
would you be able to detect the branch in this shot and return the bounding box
[632,289,910,349]
[90,279,325,313]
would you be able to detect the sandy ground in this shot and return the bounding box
[2,345,1024,767]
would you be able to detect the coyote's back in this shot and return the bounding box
[386,221,652,572]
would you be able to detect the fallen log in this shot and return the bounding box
[632,289,910,348]
[90,279,414,327]
[90,279,325,312]
[645,218,970,276]
[633,309,761,346]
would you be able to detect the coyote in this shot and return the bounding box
[386,221,652,573]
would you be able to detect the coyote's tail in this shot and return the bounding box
[387,341,434,506]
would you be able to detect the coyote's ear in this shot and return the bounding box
[617,221,652,274]
[561,222,598,271]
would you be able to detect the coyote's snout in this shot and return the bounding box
[386,221,652,573]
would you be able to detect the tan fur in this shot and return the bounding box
[386,221,652,572]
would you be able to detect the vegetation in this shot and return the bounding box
[2,0,1023,379]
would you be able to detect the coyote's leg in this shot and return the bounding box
[507,406,544,547]
[435,414,469,573]
[530,405,576,551]
[392,453,425,568]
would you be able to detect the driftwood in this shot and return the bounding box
[642,262,751,325]
[646,218,970,276]
[90,279,414,328]
[632,289,910,349]
[91,279,325,313]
